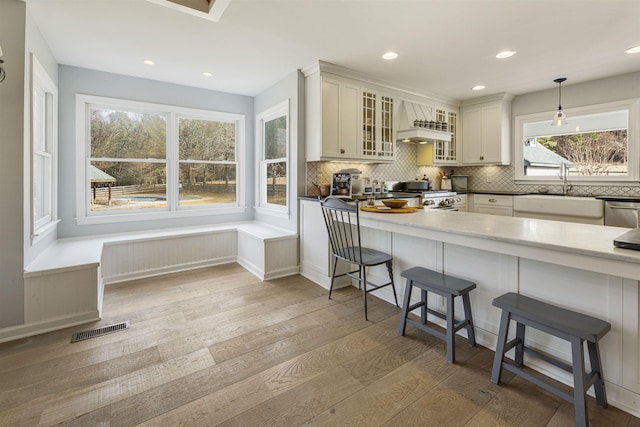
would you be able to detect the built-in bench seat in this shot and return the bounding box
[11,222,298,343]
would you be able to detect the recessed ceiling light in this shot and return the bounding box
[625,45,640,54]
[496,50,516,59]
[143,60,155,65]
[472,85,486,91]
[382,51,399,60]
[202,72,212,77]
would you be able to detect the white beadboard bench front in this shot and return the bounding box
[15,222,298,343]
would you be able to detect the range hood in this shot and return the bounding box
[396,101,451,143]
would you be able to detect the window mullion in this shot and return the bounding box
[167,111,178,211]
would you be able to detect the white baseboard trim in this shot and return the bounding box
[103,257,237,285]
[0,311,99,344]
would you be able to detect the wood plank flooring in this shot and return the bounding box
[0,263,638,426]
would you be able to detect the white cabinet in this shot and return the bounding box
[416,106,458,165]
[470,194,513,216]
[304,65,395,162]
[299,199,350,289]
[461,93,513,165]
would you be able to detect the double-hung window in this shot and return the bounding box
[76,95,245,224]
[31,54,58,243]
[256,100,289,214]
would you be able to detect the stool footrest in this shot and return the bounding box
[524,347,573,373]
[502,362,574,403]
[406,318,446,341]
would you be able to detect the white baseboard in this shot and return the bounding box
[0,311,99,344]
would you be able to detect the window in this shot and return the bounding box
[76,95,245,224]
[515,99,640,182]
[256,100,289,214]
[31,54,58,243]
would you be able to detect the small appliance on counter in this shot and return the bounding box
[614,228,640,251]
[451,175,468,193]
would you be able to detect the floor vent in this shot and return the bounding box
[71,321,130,343]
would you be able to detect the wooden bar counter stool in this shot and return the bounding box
[491,292,611,427]
[398,266,476,363]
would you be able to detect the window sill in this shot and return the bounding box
[76,206,246,226]
[31,219,61,246]
[255,206,289,219]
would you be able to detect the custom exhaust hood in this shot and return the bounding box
[396,101,451,143]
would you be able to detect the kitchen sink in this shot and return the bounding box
[513,194,604,224]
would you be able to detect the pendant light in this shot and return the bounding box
[551,77,567,126]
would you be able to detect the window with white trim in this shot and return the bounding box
[76,95,245,224]
[31,54,58,243]
[256,100,289,213]
[515,99,639,182]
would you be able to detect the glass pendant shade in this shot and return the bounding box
[551,77,568,126]
[552,109,567,126]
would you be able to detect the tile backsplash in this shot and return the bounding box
[305,142,640,198]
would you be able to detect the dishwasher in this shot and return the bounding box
[604,201,640,227]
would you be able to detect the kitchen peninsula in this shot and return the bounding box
[299,199,640,417]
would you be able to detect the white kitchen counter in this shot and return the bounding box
[298,199,640,417]
[358,209,640,280]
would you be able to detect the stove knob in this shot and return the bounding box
[424,200,435,206]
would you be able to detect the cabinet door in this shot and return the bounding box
[480,103,502,163]
[361,90,377,158]
[378,94,394,159]
[462,106,482,163]
[340,83,360,158]
[474,204,513,216]
[321,77,341,158]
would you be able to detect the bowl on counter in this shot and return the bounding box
[382,199,408,209]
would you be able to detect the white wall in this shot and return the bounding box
[57,66,256,238]
[0,0,26,328]
[253,70,305,232]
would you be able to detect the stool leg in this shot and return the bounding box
[362,266,368,321]
[570,336,588,427]
[462,293,476,347]
[491,310,511,384]
[587,341,608,408]
[446,294,455,363]
[421,289,428,324]
[386,261,398,307]
[515,322,526,367]
[398,279,413,336]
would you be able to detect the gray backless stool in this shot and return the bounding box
[398,266,476,363]
[491,292,611,427]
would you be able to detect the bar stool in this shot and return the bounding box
[491,292,611,427]
[398,266,476,363]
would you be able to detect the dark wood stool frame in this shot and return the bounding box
[491,292,611,427]
[398,266,476,363]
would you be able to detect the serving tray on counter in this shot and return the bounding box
[361,206,421,214]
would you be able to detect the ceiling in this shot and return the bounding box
[27,0,640,102]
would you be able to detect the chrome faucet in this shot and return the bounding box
[559,163,572,195]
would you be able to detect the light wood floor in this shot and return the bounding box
[1,264,638,426]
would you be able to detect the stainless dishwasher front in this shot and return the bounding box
[604,201,640,227]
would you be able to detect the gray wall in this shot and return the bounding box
[254,70,305,232]
[0,0,26,328]
[24,5,59,266]
[57,66,255,238]
[512,71,640,118]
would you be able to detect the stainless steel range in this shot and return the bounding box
[390,182,465,210]
[420,191,459,210]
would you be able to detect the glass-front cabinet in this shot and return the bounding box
[362,89,395,161]
[416,105,458,165]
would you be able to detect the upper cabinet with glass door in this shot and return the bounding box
[362,89,395,161]
[416,104,459,165]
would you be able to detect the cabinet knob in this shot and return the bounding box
[340,148,345,154]
[480,156,484,160]
[489,198,497,203]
